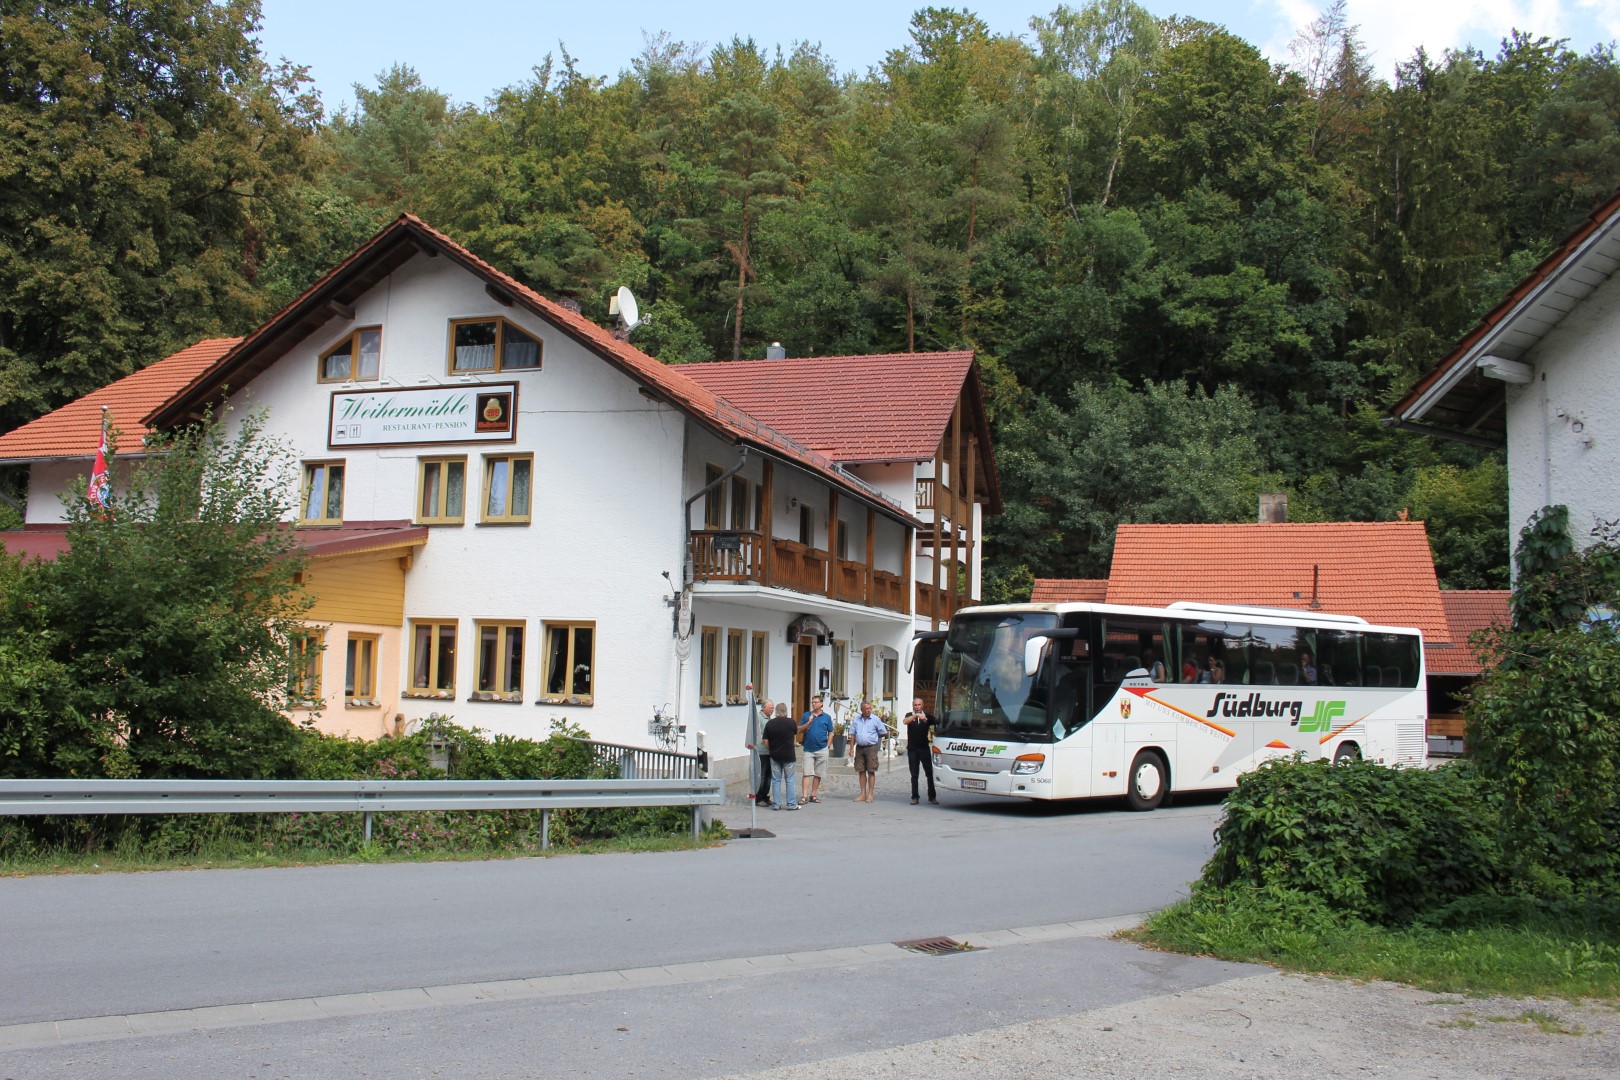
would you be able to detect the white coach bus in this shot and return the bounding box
[913,601,1427,809]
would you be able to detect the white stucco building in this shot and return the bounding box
[1394,190,1620,556]
[0,216,1000,765]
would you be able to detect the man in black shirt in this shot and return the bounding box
[754,698,776,807]
[761,702,801,811]
[903,696,938,805]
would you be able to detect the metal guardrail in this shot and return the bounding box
[0,777,727,847]
[574,739,706,780]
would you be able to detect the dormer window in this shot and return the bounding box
[320,327,381,382]
[449,317,541,373]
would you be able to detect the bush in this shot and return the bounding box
[1201,756,1507,926]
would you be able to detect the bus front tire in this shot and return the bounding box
[1333,743,1362,764]
[1125,751,1167,811]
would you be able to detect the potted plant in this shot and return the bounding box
[830,720,846,758]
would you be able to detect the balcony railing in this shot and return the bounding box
[689,530,907,613]
[915,580,975,623]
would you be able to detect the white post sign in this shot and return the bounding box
[328,383,518,448]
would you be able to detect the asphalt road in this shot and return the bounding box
[0,790,1233,1077]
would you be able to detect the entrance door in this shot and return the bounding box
[792,640,815,720]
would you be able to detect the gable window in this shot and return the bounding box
[319,327,381,382]
[346,634,378,706]
[699,626,720,705]
[475,621,525,701]
[417,457,466,524]
[301,462,344,525]
[289,629,323,706]
[482,454,532,523]
[409,619,457,697]
[449,317,542,373]
[540,621,594,704]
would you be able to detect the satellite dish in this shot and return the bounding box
[614,286,642,334]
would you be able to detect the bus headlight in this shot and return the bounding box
[1011,754,1046,775]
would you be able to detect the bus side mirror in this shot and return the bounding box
[1024,636,1050,677]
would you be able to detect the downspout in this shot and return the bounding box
[675,448,749,752]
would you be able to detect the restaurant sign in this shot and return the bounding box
[327,383,518,448]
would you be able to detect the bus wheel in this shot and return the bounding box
[1126,751,1167,811]
[1334,743,1362,764]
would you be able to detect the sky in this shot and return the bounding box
[255,0,1620,114]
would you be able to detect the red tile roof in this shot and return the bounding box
[0,339,240,462]
[1427,590,1512,674]
[146,215,923,527]
[679,354,972,462]
[1103,522,1452,642]
[0,521,427,564]
[1030,578,1109,603]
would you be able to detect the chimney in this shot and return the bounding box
[765,341,786,360]
[1259,493,1288,523]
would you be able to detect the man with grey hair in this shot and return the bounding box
[761,701,801,811]
[753,697,776,807]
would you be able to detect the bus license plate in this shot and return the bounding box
[961,778,987,791]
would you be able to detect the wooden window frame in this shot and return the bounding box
[473,620,525,702]
[346,633,379,707]
[416,456,467,525]
[729,475,751,530]
[539,620,595,705]
[447,316,543,374]
[289,628,324,706]
[831,640,849,696]
[836,518,850,561]
[725,628,746,704]
[407,619,458,699]
[703,465,725,529]
[749,630,768,703]
[481,453,533,524]
[882,655,898,698]
[300,461,345,525]
[698,625,721,706]
[319,326,382,383]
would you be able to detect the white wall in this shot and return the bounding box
[1505,272,1620,553]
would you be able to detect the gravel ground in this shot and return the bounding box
[727,970,1620,1079]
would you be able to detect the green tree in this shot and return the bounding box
[0,0,320,430]
[324,64,463,213]
[13,412,312,779]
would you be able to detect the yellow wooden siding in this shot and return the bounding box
[304,552,408,625]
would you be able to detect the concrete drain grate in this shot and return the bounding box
[894,936,981,956]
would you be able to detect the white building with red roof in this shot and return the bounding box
[1392,189,1620,552]
[0,216,1000,761]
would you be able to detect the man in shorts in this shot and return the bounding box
[798,695,834,803]
[847,700,888,803]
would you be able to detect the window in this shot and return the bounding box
[482,454,532,523]
[417,457,466,524]
[319,327,381,382]
[883,656,898,698]
[409,619,457,696]
[832,640,849,696]
[475,621,525,700]
[541,621,595,704]
[346,634,378,705]
[725,628,746,704]
[699,625,720,705]
[836,519,850,561]
[799,504,815,546]
[750,631,768,702]
[703,465,725,528]
[301,461,345,524]
[289,629,323,705]
[449,317,542,373]
[729,475,751,530]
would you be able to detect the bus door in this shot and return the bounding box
[1047,628,1094,799]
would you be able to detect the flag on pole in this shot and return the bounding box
[88,408,111,512]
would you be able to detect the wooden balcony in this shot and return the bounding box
[689,530,908,614]
[915,580,975,623]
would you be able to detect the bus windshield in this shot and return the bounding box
[937,611,1060,741]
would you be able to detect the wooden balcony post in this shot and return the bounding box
[827,490,838,595]
[761,460,774,584]
[965,431,978,602]
[949,396,962,606]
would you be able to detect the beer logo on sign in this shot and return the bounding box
[475,391,513,433]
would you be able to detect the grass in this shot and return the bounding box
[1132,895,1620,1001]
[0,818,729,876]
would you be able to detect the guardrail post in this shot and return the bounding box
[363,811,373,843]
[540,808,550,851]
[691,806,700,840]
